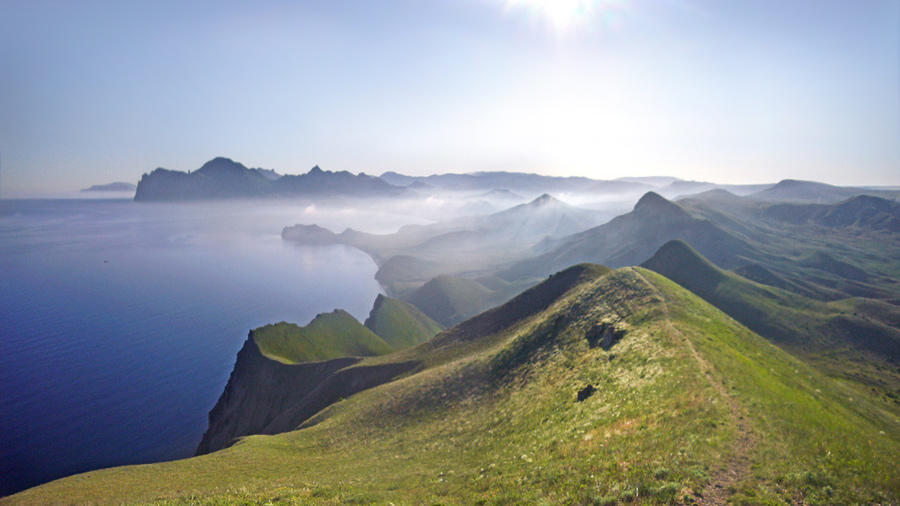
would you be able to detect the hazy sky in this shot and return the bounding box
[1,0,898,195]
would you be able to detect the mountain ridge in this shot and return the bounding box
[134,157,406,201]
[642,239,900,393]
[10,265,900,505]
[500,191,757,281]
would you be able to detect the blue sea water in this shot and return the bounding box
[0,199,391,496]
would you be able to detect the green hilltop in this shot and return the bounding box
[252,310,394,364]
[363,294,444,350]
[6,265,899,505]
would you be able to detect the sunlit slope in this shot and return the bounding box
[679,190,900,302]
[6,268,899,505]
[363,294,443,349]
[252,310,394,364]
[642,239,900,402]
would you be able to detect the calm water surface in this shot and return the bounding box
[0,199,402,495]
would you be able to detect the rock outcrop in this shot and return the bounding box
[196,335,418,455]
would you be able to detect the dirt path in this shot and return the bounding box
[633,269,756,506]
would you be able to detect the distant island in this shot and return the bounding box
[81,182,136,192]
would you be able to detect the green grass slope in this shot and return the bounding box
[363,294,444,350]
[252,310,394,364]
[6,267,899,505]
[404,274,530,327]
[679,191,900,303]
[642,239,900,407]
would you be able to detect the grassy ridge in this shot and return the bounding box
[650,272,900,504]
[6,267,899,505]
[642,239,900,406]
[363,294,443,350]
[405,275,522,327]
[679,192,900,303]
[252,310,394,364]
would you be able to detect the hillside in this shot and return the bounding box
[363,294,444,349]
[479,193,605,239]
[371,255,443,297]
[345,193,604,253]
[196,298,437,456]
[761,194,900,233]
[283,193,609,296]
[679,192,900,302]
[501,191,757,281]
[403,275,515,327]
[7,266,899,505]
[750,179,900,204]
[642,240,900,401]
[656,180,772,199]
[251,310,394,365]
[379,170,652,198]
[402,274,536,328]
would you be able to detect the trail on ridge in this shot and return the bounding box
[632,269,756,506]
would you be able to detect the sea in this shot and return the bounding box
[0,197,414,496]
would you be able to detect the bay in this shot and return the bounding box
[0,199,404,495]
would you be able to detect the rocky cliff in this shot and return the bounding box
[196,335,418,455]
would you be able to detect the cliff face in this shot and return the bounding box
[196,336,418,455]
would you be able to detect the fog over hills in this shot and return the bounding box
[501,191,758,281]
[379,170,653,197]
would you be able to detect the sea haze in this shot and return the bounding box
[0,199,405,495]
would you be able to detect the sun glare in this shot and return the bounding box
[506,0,618,31]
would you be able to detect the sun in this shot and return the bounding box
[506,0,607,31]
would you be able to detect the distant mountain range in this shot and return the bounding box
[133,157,405,201]
[502,189,900,299]
[379,170,651,195]
[131,156,900,208]
[750,178,900,203]
[280,181,900,329]
[499,191,758,281]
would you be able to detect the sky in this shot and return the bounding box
[1,0,898,195]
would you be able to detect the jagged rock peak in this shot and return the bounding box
[309,165,324,174]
